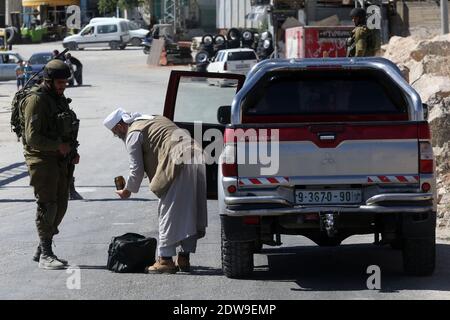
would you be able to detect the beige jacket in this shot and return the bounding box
[127,116,187,198]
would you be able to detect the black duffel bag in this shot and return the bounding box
[107,233,157,273]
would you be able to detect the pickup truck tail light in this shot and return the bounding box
[418,123,434,174]
[419,141,434,174]
[224,62,228,71]
[221,144,237,177]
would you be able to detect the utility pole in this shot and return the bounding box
[164,0,182,32]
[442,0,449,34]
[270,0,278,58]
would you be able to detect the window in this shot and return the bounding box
[81,26,94,36]
[29,54,52,65]
[243,70,408,118]
[215,52,224,62]
[1,54,19,64]
[97,24,118,34]
[174,76,239,124]
[227,51,257,61]
[128,22,139,30]
[119,22,129,32]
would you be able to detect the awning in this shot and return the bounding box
[22,0,80,7]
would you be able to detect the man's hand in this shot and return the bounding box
[116,189,131,199]
[58,143,71,157]
[72,153,80,165]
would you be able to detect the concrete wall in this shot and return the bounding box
[216,0,259,30]
[5,0,23,25]
[198,0,216,28]
[393,0,450,35]
[406,0,449,29]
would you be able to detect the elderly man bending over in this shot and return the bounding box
[103,108,207,274]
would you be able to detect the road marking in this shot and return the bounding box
[112,223,135,226]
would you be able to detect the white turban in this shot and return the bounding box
[103,108,143,130]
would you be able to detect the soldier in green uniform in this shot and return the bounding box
[347,7,380,57]
[21,59,80,270]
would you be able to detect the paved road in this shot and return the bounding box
[0,42,450,300]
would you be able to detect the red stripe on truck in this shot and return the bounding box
[225,123,423,148]
[242,114,409,123]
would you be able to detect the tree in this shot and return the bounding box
[98,0,118,15]
[98,0,146,17]
[118,0,142,9]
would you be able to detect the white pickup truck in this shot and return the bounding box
[162,57,436,279]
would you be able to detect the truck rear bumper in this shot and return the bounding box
[224,193,434,216]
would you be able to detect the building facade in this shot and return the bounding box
[1,0,23,27]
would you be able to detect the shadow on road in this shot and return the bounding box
[189,266,223,276]
[0,198,157,203]
[0,199,35,203]
[250,243,450,293]
[76,265,108,270]
[68,84,93,88]
[83,198,157,202]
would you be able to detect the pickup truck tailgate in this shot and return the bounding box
[235,123,420,185]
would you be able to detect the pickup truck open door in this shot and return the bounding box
[163,70,245,199]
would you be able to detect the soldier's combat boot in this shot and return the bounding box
[69,177,83,200]
[38,240,67,270]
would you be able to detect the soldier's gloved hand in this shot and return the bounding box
[72,153,80,165]
[58,143,71,156]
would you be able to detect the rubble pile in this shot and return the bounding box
[383,33,450,234]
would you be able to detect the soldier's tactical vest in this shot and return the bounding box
[21,85,79,156]
[349,25,381,57]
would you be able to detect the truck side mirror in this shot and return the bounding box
[423,103,429,121]
[217,105,231,125]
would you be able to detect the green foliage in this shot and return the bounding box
[118,0,142,9]
[98,0,118,14]
[98,0,143,14]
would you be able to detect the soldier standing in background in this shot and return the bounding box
[347,8,380,57]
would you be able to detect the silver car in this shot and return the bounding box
[0,52,25,81]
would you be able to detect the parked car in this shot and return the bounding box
[89,17,148,46]
[28,52,75,86]
[161,57,437,279]
[28,51,53,74]
[0,51,25,81]
[207,48,258,75]
[63,20,130,50]
[206,48,258,87]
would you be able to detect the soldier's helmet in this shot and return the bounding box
[350,7,366,19]
[43,59,71,80]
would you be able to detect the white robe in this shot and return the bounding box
[157,162,208,247]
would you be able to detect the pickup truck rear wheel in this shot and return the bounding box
[402,237,435,276]
[221,226,254,278]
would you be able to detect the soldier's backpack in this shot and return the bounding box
[366,28,381,54]
[107,233,157,273]
[10,85,40,140]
